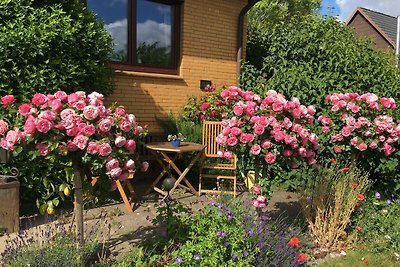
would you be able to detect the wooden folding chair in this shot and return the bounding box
[199,121,237,196]
[91,170,136,213]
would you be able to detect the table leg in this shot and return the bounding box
[146,150,179,194]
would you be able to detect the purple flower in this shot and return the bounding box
[387,199,392,204]
[216,230,226,237]
[209,201,215,206]
[231,254,237,261]
[227,213,233,220]
[217,203,223,209]
[111,251,119,257]
[375,192,381,199]
[224,241,229,247]
[248,229,253,235]
[194,252,201,261]
[176,256,183,264]
[243,250,249,258]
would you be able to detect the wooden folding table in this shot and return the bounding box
[145,142,205,197]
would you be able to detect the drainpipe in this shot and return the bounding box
[237,0,260,84]
[396,16,400,67]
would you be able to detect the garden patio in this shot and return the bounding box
[0,0,400,266]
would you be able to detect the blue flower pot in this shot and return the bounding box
[171,139,181,147]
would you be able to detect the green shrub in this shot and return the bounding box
[352,190,400,253]
[0,0,113,100]
[243,15,400,109]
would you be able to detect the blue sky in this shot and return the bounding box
[320,0,400,21]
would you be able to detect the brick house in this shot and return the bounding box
[87,0,257,134]
[346,7,399,52]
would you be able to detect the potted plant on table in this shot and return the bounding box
[168,133,185,147]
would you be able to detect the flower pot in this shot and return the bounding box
[171,139,181,147]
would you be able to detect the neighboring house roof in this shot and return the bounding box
[347,7,397,48]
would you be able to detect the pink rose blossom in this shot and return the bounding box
[261,139,272,149]
[333,146,342,153]
[83,105,98,120]
[307,158,317,165]
[222,127,231,136]
[298,147,307,157]
[231,127,242,136]
[141,161,149,172]
[36,119,53,133]
[99,118,113,132]
[54,91,68,102]
[32,93,47,106]
[124,139,136,152]
[109,167,122,178]
[73,134,88,150]
[38,110,56,121]
[36,143,50,156]
[233,105,243,116]
[282,149,293,157]
[252,199,261,208]
[227,136,238,146]
[114,135,126,147]
[357,142,368,151]
[119,120,132,132]
[350,137,358,146]
[291,161,299,169]
[224,150,233,159]
[252,185,261,195]
[125,159,136,170]
[1,95,15,107]
[341,127,351,137]
[253,124,265,135]
[322,126,330,133]
[114,107,126,116]
[0,120,8,135]
[66,140,78,152]
[106,158,119,171]
[18,104,32,117]
[256,195,266,203]
[383,142,395,156]
[87,142,99,154]
[250,144,261,155]
[264,152,277,164]
[369,141,378,149]
[99,143,112,156]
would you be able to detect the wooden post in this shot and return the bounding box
[72,155,85,246]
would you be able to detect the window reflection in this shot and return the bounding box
[136,0,172,67]
[87,0,128,62]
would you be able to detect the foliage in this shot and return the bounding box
[299,165,369,250]
[352,190,400,253]
[0,0,114,100]
[118,198,309,266]
[243,15,400,110]
[1,219,110,266]
[248,0,321,30]
[156,112,202,144]
[0,92,147,213]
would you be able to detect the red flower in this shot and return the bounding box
[351,182,358,188]
[358,194,365,201]
[355,226,362,231]
[201,102,210,111]
[342,167,350,172]
[1,95,15,108]
[330,157,336,164]
[297,253,308,263]
[288,237,299,248]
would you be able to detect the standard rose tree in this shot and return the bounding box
[216,87,320,193]
[0,91,148,244]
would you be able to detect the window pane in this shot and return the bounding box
[87,0,128,62]
[136,0,172,67]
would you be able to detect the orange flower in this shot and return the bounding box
[342,167,350,172]
[297,253,308,263]
[351,182,358,188]
[355,226,362,231]
[330,157,336,164]
[358,194,365,201]
[288,237,300,248]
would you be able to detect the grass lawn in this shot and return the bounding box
[317,247,399,267]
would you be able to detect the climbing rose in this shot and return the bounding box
[1,95,15,107]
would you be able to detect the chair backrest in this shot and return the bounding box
[202,121,223,158]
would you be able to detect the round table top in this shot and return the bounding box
[145,142,206,153]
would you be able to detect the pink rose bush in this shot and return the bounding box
[217,86,319,168]
[0,91,148,187]
[251,184,268,209]
[319,92,400,157]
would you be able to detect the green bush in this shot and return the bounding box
[242,15,400,109]
[0,0,113,100]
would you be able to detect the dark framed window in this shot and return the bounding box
[87,0,181,74]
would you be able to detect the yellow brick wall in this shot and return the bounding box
[105,0,248,133]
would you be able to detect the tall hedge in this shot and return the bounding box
[0,0,113,100]
[242,15,400,108]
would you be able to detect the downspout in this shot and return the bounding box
[396,16,400,67]
[237,0,260,84]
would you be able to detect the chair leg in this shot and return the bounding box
[199,172,202,196]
